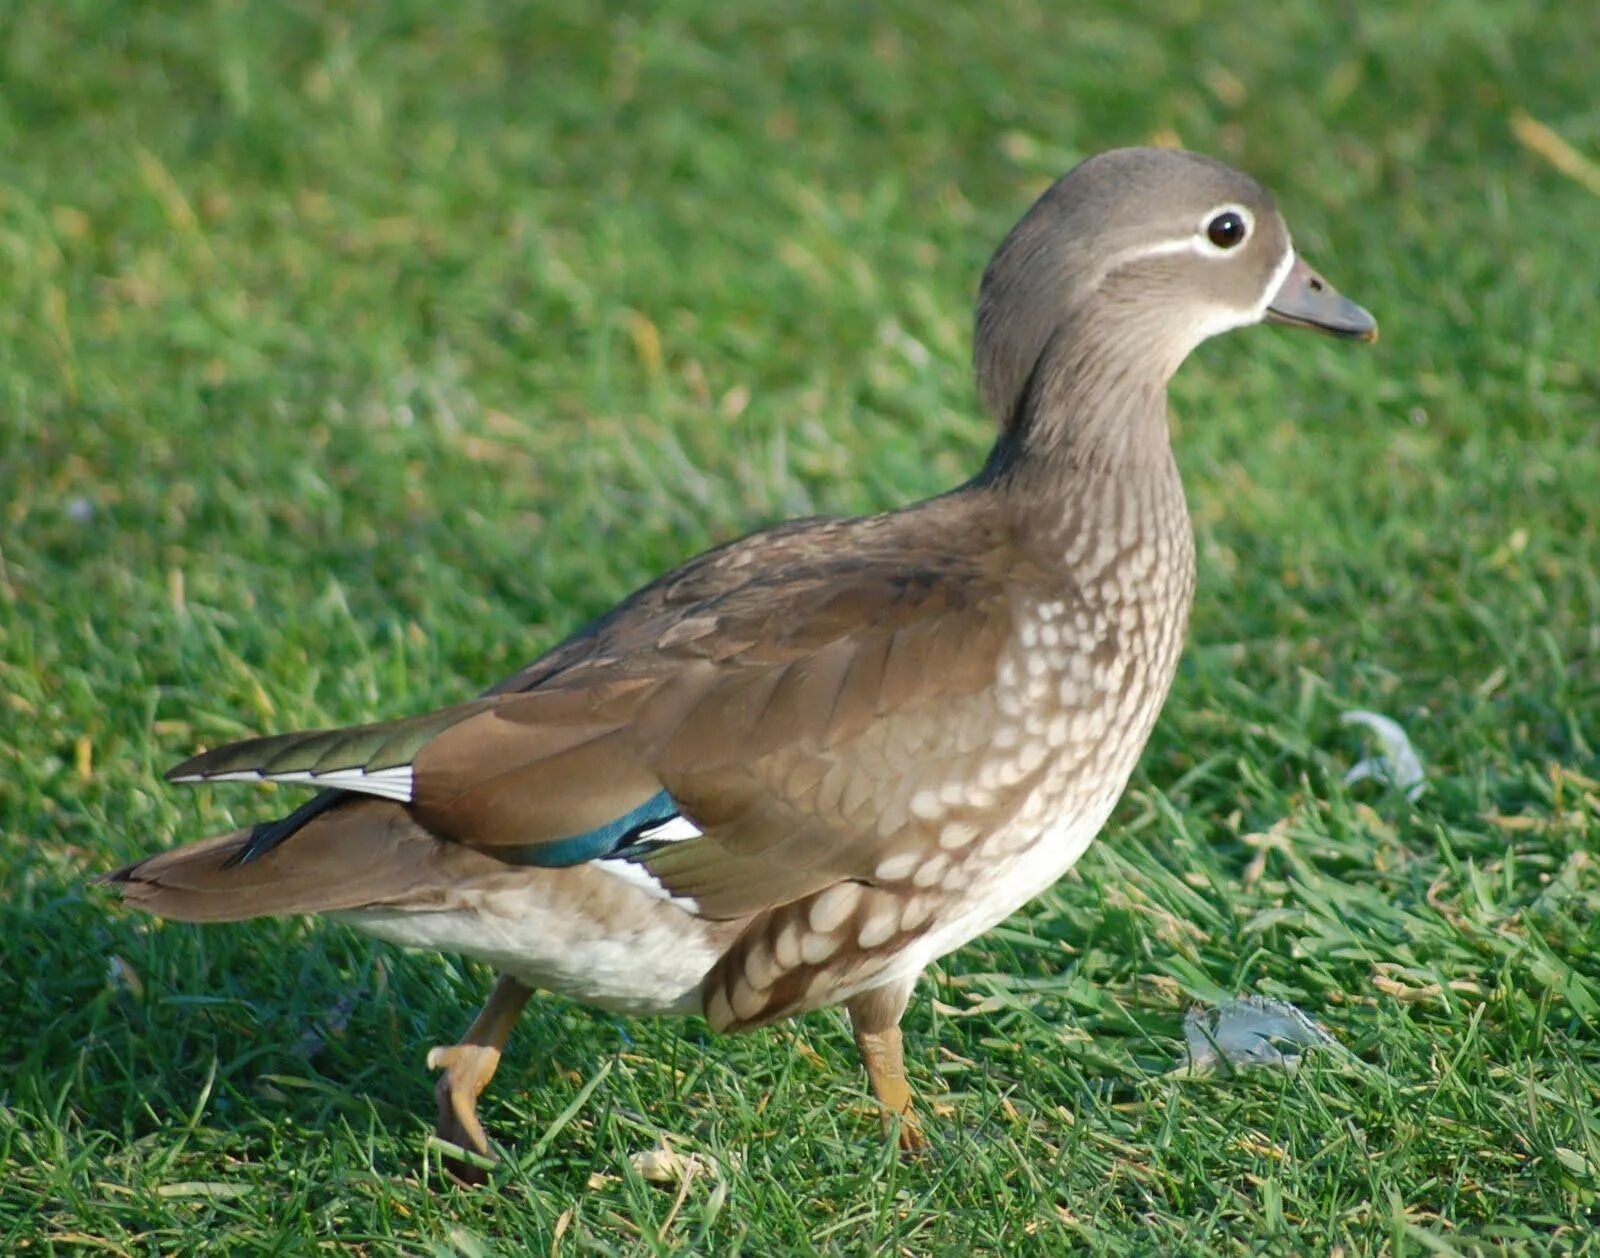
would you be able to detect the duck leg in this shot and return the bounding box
[846,975,927,1152]
[427,973,533,1178]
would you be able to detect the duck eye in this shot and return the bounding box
[1206,210,1247,249]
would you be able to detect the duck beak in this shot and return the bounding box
[1265,254,1378,342]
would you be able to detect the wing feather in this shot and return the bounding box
[160,496,1023,915]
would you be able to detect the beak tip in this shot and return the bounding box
[1265,256,1378,345]
[1344,307,1380,344]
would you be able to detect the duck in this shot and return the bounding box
[99,146,1376,1173]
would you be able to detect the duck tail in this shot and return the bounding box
[94,797,485,923]
[97,828,265,922]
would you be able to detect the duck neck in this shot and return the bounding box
[972,315,1193,581]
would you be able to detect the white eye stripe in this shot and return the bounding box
[1098,236,1210,270]
[1096,203,1259,274]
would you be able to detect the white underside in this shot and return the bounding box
[330,814,711,1015]
[333,889,720,1016]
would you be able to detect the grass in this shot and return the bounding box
[2,0,1599,1252]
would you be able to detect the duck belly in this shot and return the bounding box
[330,871,736,1017]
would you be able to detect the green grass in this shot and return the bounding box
[3,0,1599,1252]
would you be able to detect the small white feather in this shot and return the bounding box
[637,814,702,844]
[595,857,701,913]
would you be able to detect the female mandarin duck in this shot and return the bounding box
[102,147,1375,1170]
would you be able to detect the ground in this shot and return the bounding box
[2,1,1599,1252]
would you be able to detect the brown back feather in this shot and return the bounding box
[400,496,1019,915]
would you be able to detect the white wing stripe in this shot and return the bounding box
[170,766,415,803]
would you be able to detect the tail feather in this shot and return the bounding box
[96,797,506,923]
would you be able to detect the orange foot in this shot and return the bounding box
[885,1104,929,1155]
[427,1043,504,1184]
